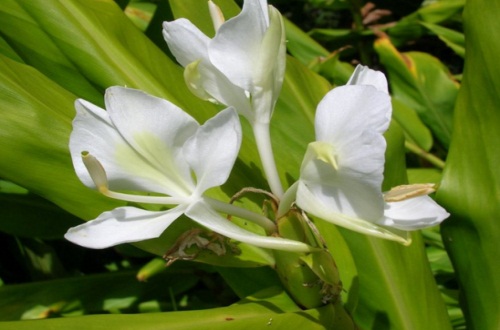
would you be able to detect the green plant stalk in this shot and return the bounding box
[348,0,371,66]
[405,141,445,169]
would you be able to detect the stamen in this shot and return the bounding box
[81,151,109,193]
[81,151,188,205]
[384,183,436,202]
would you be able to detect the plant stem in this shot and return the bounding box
[252,121,284,198]
[205,197,277,234]
[349,0,371,66]
[405,141,446,169]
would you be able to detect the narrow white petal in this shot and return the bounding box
[296,182,409,245]
[183,108,242,195]
[162,19,210,67]
[209,0,268,91]
[380,195,450,230]
[105,87,198,196]
[347,65,389,94]
[64,206,186,249]
[252,5,285,89]
[186,201,314,252]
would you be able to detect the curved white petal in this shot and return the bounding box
[252,5,285,90]
[70,99,120,189]
[162,19,210,67]
[64,206,186,249]
[347,65,389,94]
[194,63,254,120]
[315,85,392,142]
[295,181,409,245]
[297,167,384,224]
[104,87,198,196]
[162,20,253,119]
[183,108,242,195]
[379,195,450,230]
[209,0,269,91]
[186,201,314,252]
[71,97,188,196]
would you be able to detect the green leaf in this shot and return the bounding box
[0,287,335,329]
[0,193,81,239]
[420,22,465,57]
[392,98,434,151]
[0,268,200,321]
[437,0,500,328]
[169,0,241,37]
[375,36,459,148]
[0,54,121,219]
[407,168,442,185]
[283,18,329,66]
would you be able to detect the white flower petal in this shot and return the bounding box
[70,99,121,189]
[194,63,254,120]
[162,19,210,67]
[64,206,186,249]
[315,85,392,143]
[186,201,314,252]
[347,65,389,94]
[209,0,269,91]
[297,171,384,225]
[380,195,450,230]
[296,182,409,244]
[104,87,198,196]
[252,5,285,89]
[162,20,253,119]
[71,98,185,196]
[183,108,242,195]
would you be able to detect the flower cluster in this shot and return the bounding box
[65,0,449,252]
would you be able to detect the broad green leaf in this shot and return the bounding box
[420,22,465,57]
[0,288,335,329]
[283,18,329,66]
[418,0,465,24]
[169,0,241,37]
[124,1,156,31]
[375,36,458,148]
[388,0,464,53]
[392,98,434,151]
[0,193,81,239]
[438,0,500,328]
[0,54,121,219]
[216,266,283,299]
[407,168,442,185]
[0,268,200,321]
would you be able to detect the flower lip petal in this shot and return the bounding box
[295,182,409,244]
[380,195,450,230]
[64,205,186,249]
